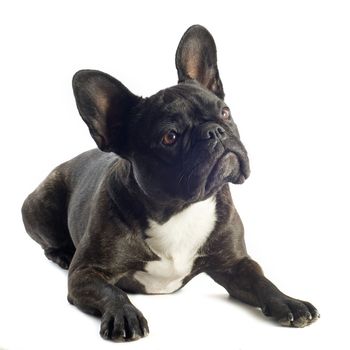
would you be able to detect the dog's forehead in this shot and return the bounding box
[147,81,222,115]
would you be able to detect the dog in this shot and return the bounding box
[22,25,319,341]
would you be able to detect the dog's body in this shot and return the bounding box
[22,25,319,341]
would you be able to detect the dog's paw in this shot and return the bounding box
[100,304,149,342]
[261,297,320,327]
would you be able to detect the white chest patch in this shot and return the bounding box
[134,196,217,294]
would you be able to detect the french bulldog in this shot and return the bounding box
[22,25,319,342]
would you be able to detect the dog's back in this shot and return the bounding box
[22,149,121,267]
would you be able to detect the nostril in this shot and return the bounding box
[217,127,225,136]
[207,130,215,139]
[206,127,225,140]
[199,124,226,141]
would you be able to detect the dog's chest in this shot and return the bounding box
[134,197,217,294]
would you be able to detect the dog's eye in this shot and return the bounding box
[162,130,178,146]
[221,107,230,120]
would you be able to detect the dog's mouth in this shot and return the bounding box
[179,140,250,203]
[204,151,249,194]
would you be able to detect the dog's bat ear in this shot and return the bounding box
[175,25,224,99]
[72,70,140,153]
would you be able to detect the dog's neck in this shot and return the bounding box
[106,157,192,225]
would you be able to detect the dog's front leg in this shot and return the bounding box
[68,266,149,341]
[207,257,319,327]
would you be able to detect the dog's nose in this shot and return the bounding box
[198,123,226,141]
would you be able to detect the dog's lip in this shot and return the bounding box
[205,152,240,191]
[234,173,246,184]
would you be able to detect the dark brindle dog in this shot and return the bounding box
[22,25,319,341]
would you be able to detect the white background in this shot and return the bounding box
[1,1,349,349]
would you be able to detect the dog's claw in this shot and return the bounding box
[263,297,319,328]
[262,305,271,316]
[143,327,149,336]
[100,304,147,342]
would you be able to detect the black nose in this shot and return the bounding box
[198,123,226,141]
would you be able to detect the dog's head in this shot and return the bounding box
[73,25,250,203]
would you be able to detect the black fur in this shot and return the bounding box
[22,25,319,342]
